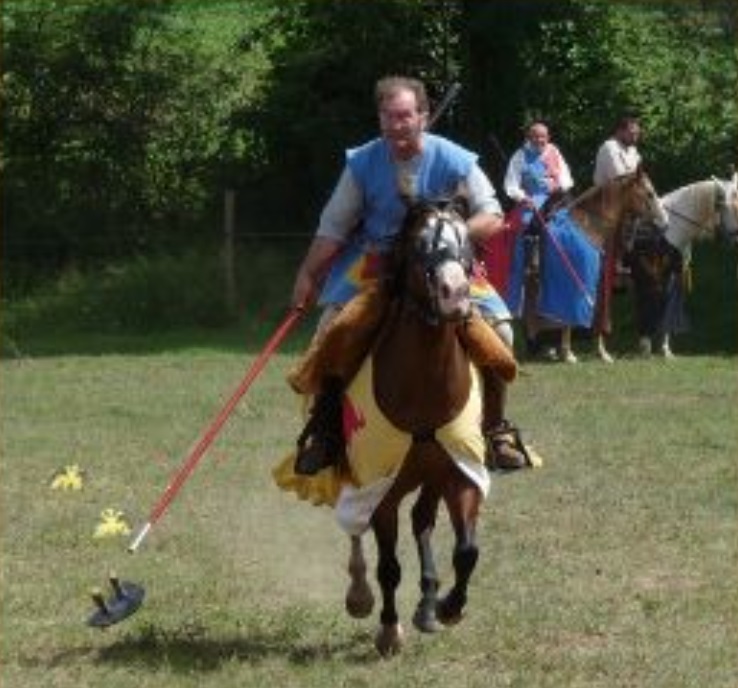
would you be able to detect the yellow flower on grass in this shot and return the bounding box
[49,464,85,491]
[93,509,131,539]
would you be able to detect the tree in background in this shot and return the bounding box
[2,0,734,291]
[460,0,736,190]
[1,0,271,290]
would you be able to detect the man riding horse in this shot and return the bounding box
[503,120,576,361]
[592,113,663,361]
[289,76,537,475]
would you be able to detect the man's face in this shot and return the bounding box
[527,124,550,151]
[379,89,427,160]
[618,122,641,147]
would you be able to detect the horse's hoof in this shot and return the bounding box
[597,350,614,364]
[412,603,442,633]
[375,623,405,657]
[436,596,465,626]
[560,349,579,364]
[345,578,374,618]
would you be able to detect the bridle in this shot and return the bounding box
[413,208,473,278]
[663,179,738,242]
[403,205,474,324]
[714,180,738,242]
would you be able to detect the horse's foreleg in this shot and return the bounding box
[659,333,675,359]
[345,535,374,618]
[371,504,404,656]
[411,486,442,633]
[559,327,578,363]
[437,480,481,626]
[595,333,614,363]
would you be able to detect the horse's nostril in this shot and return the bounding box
[441,284,451,300]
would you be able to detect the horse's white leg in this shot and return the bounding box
[345,535,374,618]
[660,334,676,359]
[559,327,578,363]
[596,333,614,363]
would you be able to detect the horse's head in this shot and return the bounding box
[570,166,667,245]
[713,174,738,243]
[394,198,474,323]
[619,165,669,228]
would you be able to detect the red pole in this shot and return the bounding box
[128,308,303,553]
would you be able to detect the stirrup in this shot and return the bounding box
[484,421,534,471]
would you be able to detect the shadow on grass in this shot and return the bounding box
[28,623,380,673]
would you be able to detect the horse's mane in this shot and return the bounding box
[662,180,721,241]
[567,171,638,211]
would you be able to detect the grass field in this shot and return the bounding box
[1,327,737,687]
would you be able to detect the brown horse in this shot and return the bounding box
[334,199,513,656]
[524,167,667,362]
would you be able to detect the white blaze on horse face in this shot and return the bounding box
[416,211,472,320]
[434,261,471,319]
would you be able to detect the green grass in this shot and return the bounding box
[2,343,736,687]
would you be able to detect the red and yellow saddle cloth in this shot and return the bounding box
[273,358,490,535]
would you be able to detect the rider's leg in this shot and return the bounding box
[292,285,388,475]
[288,284,388,395]
[470,316,535,470]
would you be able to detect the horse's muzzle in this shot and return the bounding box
[434,263,471,320]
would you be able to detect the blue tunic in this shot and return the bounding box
[319,134,476,306]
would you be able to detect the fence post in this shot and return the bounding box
[223,189,237,314]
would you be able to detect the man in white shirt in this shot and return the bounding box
[594,115,642,186]
[591,115,644,362]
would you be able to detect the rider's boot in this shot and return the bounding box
[294,375,347,476]
[480,369,532,471]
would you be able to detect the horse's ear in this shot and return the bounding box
[402,200,429,232]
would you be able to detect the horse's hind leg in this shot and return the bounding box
[437,477,481,626]
[411,486,442,633]
[345,535,374,618]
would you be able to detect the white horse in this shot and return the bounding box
[628,174,738,357]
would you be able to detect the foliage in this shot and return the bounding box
[242,0,463,227]
[2,0,271,283]
[460,0,737,189]
[519,1,738,188]
[2,0,735,301]
[3,247,234,343]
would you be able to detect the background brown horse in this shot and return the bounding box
[532,167,667,362]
